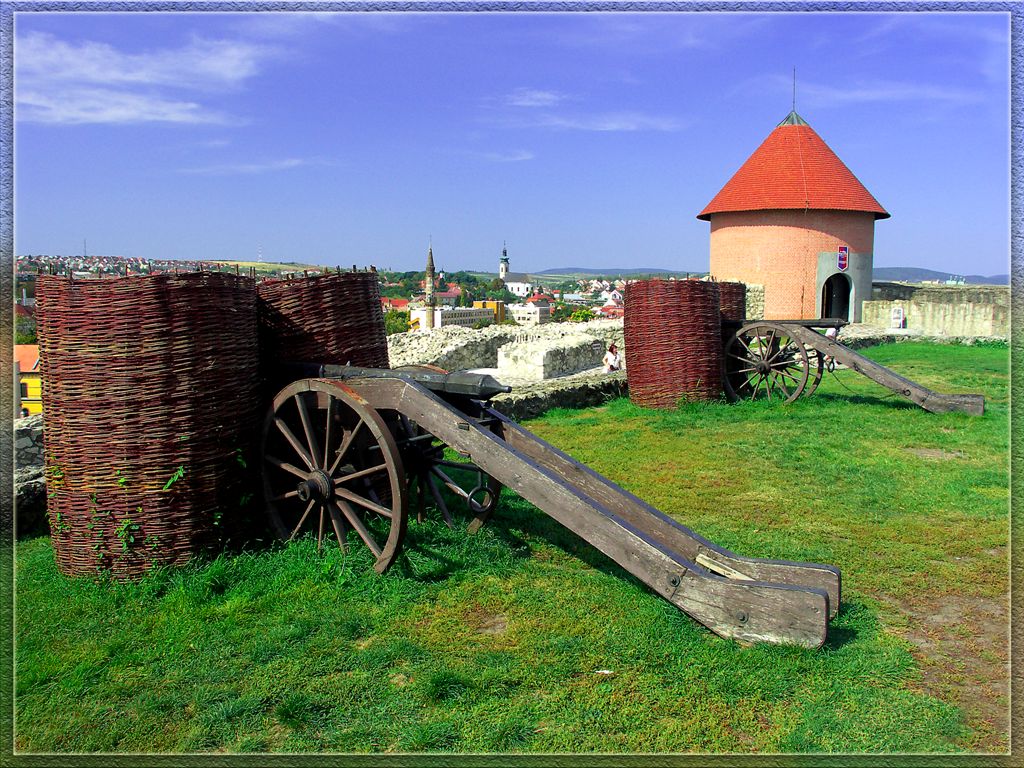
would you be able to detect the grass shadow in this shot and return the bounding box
[811,392,919,411]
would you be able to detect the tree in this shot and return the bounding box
[15,316,36,344]
[569,308,596,323]
[489,278,504,292]
[384,309,410,335]
[551,302,573,322]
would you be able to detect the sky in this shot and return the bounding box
[12,8,1012,276]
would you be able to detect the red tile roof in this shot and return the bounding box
[14,344,39,372]
[697,112,889,221]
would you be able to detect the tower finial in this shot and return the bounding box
[792,66,796,112]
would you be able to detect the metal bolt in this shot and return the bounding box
[736,610,748,624]
[668,574,681,588]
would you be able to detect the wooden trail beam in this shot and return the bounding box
[343,377,834,648]
[782,324,985,415]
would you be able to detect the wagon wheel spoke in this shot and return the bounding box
[266,455,308,481]
[274,417,316,471]
[426,473,455,528]
[334,486,394,519]
[327,502,356,552]
[322,396,336,468]
[328,420,364,476]
[774,366,802,385]
[334,499,383,557]
[333,462,390,485]
[804,348,826,396]
[768,371,794,400]
[289,499,318,542]
[294,392,322,471]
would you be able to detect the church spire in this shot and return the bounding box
[424,241,436,331]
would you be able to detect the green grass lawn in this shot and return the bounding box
[14,341,1009,754]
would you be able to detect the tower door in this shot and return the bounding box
[821,273,851,321]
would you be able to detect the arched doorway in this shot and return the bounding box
[821,273,852,320]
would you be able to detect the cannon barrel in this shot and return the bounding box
[282,363,512,400]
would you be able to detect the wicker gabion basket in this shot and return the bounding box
[623,279,724,408]
[36,272,261,578]
[256,270,389,375]
[718,281,747,324]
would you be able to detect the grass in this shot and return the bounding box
[14,341,1009,754]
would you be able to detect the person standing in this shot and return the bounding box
[603,343,620,373]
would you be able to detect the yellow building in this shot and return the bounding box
[473,300,506,324]
[15,344,41,415]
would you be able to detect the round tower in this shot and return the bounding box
[698,111,889,322]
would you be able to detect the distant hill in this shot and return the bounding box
[535,265,1008,284]
[535,267,701,278]
[873,267,1008,285]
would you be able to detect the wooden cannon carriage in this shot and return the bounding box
[262,364,840,649]
[721,319,985,415]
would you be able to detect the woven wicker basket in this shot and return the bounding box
[37,272,260,578]
[624,279,723,408]
[257,271,389,374]
[718,281,747,324]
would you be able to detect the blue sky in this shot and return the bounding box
[13,8,1011,275]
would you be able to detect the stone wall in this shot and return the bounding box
[498,335,607,381]
[863,284,1009,337]
[490,369,628,422]
[744,284,765,320]
[15,415,47,536]
[388,318,626,373]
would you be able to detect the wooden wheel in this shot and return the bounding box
[723,323,810,404]
[262,378,408,573]
[391,365,502,532]
[396,415,502,532]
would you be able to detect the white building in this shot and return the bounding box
[410,306,495,332]
[508,303,551,325]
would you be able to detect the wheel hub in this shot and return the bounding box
[296,469,333,503]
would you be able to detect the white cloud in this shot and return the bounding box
[505,88,567,108]
[15,31,268,125]
[534,111,683,132]
[178,158,321,175]
[487,86,681,133]
[17,87,235,125]
[17,31,265,90]
[233,11,407,39]
[475,149,535,162]
[798,78,985,107]
[735,74,987,110]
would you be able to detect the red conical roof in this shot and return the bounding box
[697,111,889,221]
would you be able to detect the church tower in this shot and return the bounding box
[499,244,510,281]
